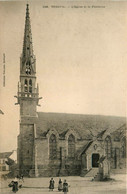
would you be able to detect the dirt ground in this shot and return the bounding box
[0,174,126,194]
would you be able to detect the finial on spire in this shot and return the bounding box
[26,4,29,18]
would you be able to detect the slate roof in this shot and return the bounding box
[0,152,12,159]
[36,112,126,140]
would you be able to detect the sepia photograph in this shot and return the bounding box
[0,1,126,193]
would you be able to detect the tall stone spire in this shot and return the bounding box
[21,4,36,75]
[23,4,33,58]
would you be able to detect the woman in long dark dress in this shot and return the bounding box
[63,179,68,194]
[49,178,55,191]
[58,178,63,191]
[12,178,18,193]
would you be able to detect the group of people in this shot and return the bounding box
[8,174,24,193]
[8,177,19,193]
[49,178,69,193]
[9,175,68,193]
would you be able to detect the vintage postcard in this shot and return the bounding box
[0,1,126,193]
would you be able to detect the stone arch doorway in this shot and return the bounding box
[92,153,100,167]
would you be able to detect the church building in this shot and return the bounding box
[16,4,126,177]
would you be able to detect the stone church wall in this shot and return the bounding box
[19,124,34,175]
[34,137,83,177]
[36,138,49,165]
[35,138,60,177]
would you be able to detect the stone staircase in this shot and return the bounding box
[84,168,98,177]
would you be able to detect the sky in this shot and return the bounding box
[0,1,127,152]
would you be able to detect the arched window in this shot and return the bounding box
[24,79,28,92]
[68,134,75,158]
[121,137,126,158]
[105,136,112,159]
[29,79,32,93]
[49,134,57,160]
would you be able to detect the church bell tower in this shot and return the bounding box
[15,4,41,176]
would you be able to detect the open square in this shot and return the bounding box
[1,174,126,194]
